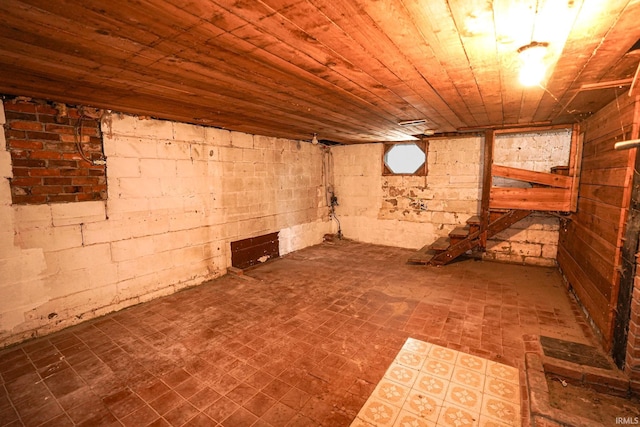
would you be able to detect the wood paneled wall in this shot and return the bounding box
[558,94,640,350]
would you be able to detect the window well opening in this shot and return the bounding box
[384,142,426,175]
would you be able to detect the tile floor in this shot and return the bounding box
[352,338,520,426]
[0,240,593,426]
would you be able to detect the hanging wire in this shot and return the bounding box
[74,108,95,165]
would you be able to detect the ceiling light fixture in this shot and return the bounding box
[517,41,549,87]
[311,133,319,145]
[398,119,427,126]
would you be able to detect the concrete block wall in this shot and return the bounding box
[0,106,330,347]
[332,130,571,266]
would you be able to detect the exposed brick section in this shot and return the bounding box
[626,271,640,395]
[3,97,106,204]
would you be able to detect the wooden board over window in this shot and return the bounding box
[231,232,280,270]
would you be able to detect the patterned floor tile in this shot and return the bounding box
[437,403,480,427]
[356,398,401,426]
[414,372,449,400]
[351,338,521,427]
[372,379,410,407]
[457,353,487,374]
[402,338,432,356]
[422,359,455,380]
[486,362,519,385]
[428,345,459,364]
[402,389,442,423]
[478,415,515,427]
[446,383,483,414]
[394,409,437,427]
[396,350,427,370]
[384,363,419,388]
[451,366,485,392]
[484,377,519,403]
[480,396,520,426]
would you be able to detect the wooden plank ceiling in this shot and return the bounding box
[0,0,639,144]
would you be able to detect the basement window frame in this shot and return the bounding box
[382,140,428,176]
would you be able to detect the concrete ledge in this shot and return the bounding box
[525,353,602,427]
[524,336,627,427]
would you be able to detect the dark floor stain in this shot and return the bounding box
[540,335,612,370]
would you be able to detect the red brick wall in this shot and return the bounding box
[627,268,640,394]
[3,97,106,204]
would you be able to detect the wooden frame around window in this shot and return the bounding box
[382,139,429,176]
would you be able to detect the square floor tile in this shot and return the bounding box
[393,409,437,427]
[401,389,442,423]
[371,379,410,407]
[384,363,419,388]
[402,338,432,356]
[437,403,480,427]
[414,372,449,400]
[484,377,520,403]
[395,350,427,371]
[356,398,401,426]
[486,362,519,384]
[451,366,485,392]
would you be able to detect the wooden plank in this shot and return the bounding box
[579,94,636,144]
[612,96,640,365]
[3,10,410,144]
[492,0,535,125]
[346,0,477,127]
[576,197,625,225]
[447,0,501,125]
[490,187,571,211]
[431,209,530,265]
[563,219,617,263]
[408,246,436,264]
[231,232,280,269]
[430,237,478,266]
[298,0,465,131]
[521,0,583,125]
[557,246,611,343]
[448,226,469,246]
[580,167,629,186]
[579,184,625,207]
[569,126,583,211]
[491,124,573,135]
[609,95,640,356]
[466,216,480,234]
[558,224,615,298]
[400,0,482,126]
[491,165,572,188]
[449,227,469,239]
[572,212,620,248]
[538,0,634,123]
[480,130,494,247]
[581,149,632,171]
[557,94,639,351]
[430,236,451,252]
[466,216,480,225]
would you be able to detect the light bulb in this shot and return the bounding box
[517,42,548,87]
[519,61,546,86]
